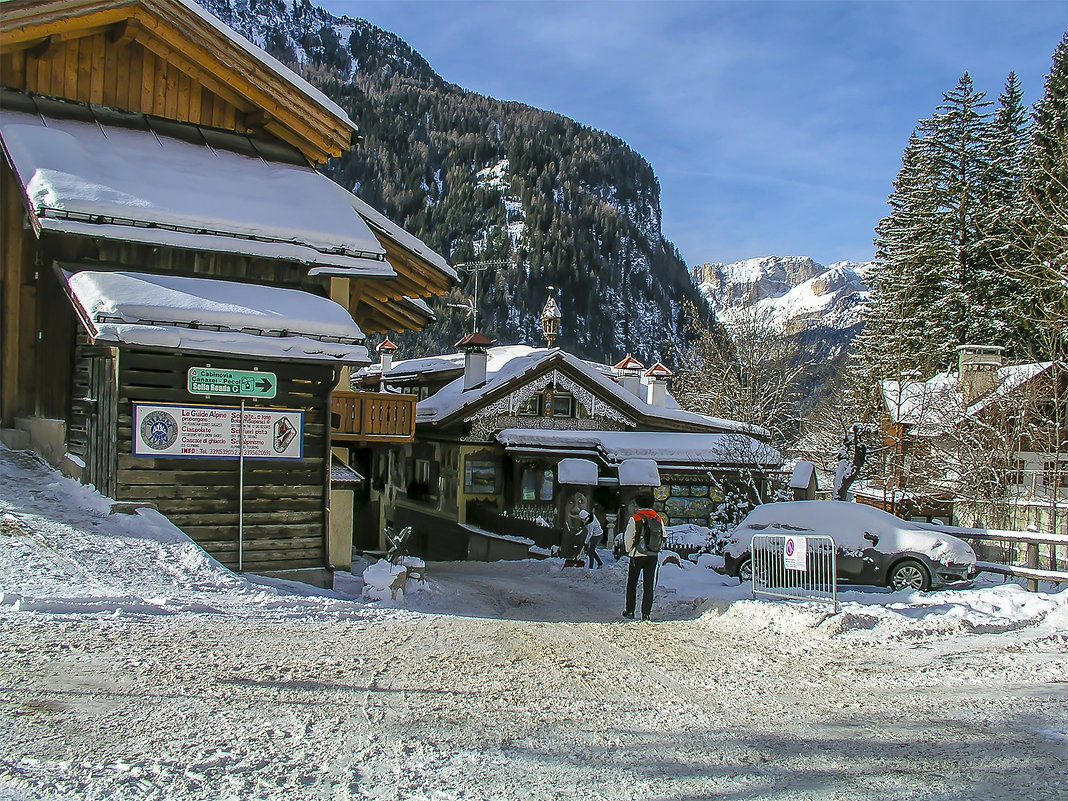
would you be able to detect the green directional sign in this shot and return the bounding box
[187,367,277,399]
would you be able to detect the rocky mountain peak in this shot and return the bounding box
[691,256,871,360]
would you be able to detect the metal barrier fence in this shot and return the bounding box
[751,534,838,612]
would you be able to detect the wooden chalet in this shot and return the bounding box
[352,339,780,561]
[0,0,452,576]
[860,345,1064,533]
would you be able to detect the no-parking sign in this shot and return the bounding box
[784,536,808,571]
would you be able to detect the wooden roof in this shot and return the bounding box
[0,0,358,164]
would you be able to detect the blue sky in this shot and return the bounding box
[317,0,1066,267]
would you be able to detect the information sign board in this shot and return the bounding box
[784,535,808,571]
[187,367,277,399]
[134,403,302,459]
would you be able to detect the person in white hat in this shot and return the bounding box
[579,509,604,568]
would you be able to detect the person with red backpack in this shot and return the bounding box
[621,492,665,621]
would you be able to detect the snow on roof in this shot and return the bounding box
[789,460,816,490]
[883,361,1054,431]
[644,362,674,379]
[613,354,645,372]
[497,429,781,468]
[413,346,764,435]
[370,345,550,381]
[64,269,369,364]
[881,373,958,429]
[0,109,392,273]
[350,194,456,281]
[402,297,435,318]
[617,458,661,486]
[968,361,1054,415]
[177,0,354,127]
[557,458,599,485]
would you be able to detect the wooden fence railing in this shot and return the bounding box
[331,391,416,443]
[936,525,1068,591]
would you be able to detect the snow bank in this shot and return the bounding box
[0,444,1064,638]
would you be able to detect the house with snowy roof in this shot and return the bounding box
[0,0,454,576]
[350,317,780,561]
[860,345,1064,534]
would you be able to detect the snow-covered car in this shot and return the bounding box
[722,501,978,591]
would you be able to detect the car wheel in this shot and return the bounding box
[738,558,753,582]
[888,559,930,592]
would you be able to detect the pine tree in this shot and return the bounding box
[974,73,1031,350]
[916,73,993,346]
[1013,32,1068,354]
[854,132,953,402]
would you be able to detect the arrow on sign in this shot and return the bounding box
[256,377,273,393]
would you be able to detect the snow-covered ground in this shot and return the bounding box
[1,445,1066,801]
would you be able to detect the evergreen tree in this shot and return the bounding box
[854,132,953,401]
[916,73,993,346]
[1013,32,1068,353]
[975,73,1031,349]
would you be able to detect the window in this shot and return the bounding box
[1046,462,1068,489]
[407,457,436,501]
[415,459,432,486]
[464,459,499,494]
[520,465,554,501]
[517,395,540,416]
[551,393,573,417]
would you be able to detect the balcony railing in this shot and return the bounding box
[331,391,416,442]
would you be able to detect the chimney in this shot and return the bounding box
[643,362,673,407]
[613,354,645,398]
[378,337,398,373]
[957,345,1003,404]
[456,332,494,391]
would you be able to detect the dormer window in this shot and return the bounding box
[516,391,574,418]
[517,395,540,416]
[550,393,573,417]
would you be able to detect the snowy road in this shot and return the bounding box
[1,446,1067,800]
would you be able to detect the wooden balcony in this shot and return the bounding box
[331,391,417,443]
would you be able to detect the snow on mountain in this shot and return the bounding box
[692,256,870,336]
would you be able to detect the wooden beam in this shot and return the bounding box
[28,35,55,58]
[243,108,273,130]
[1,0,355,164]
[136,11,350,160]
[358,294,430,332]
[0,5,134,53]
[107,17,140,47]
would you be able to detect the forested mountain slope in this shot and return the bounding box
[201,0,712,363]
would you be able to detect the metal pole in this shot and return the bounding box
[473,267,479,333]
[239,399,245,573]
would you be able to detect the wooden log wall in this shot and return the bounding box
[69,336,118,498]
[113,348,335,573]
[90,240,316,290]
[1,34,241,130]
[0,163,36,425]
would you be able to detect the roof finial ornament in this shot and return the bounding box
[541,285,561,348]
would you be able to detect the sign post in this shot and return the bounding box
[187,367,277,399]
[185,367,280,572]
[238,399,245,572]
